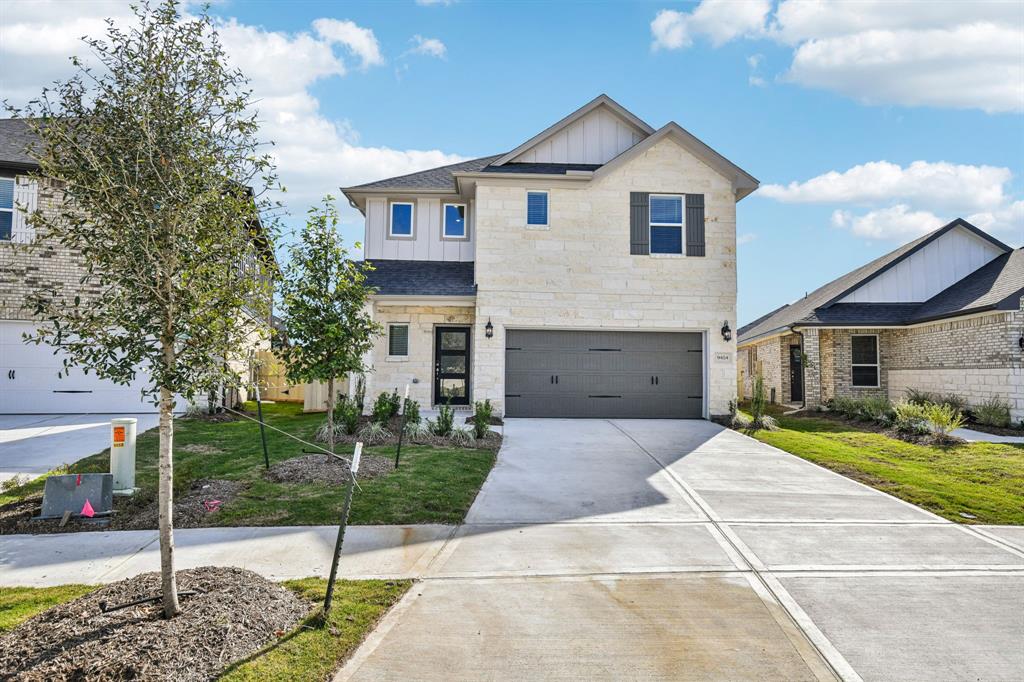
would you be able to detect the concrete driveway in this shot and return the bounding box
[0,414,160,483]
[339,419,1024,682]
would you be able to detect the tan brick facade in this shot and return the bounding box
[737,332,801,404]
[469,137,738,417]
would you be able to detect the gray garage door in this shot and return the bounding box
[505,330,703,419]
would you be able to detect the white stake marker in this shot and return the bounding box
[351,442,362,474]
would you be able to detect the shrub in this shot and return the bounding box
[731,412,752,429]
[938,393,967,413]
[926,403,966,440]
[893,400,930,435]
[449,426,475,447]
[750,375,767,424]
[431,402,455,437]
[404,420,431,442]
[358,421,392,444]
[354,375,366,412]
[757,414,780,431]
[371,391,401,423]
[403,399,421,425]
[827,396,858,420]
[972,397,1011,428]
[472,399,494,439]
[857,396,894,424]
[333,396,361,435]
[905,388,938,406]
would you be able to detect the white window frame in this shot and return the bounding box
[526,190,549,228]
[0,177,14,242]
[442,202,469,240]
[387,323,410,360]
[388,201,416,239]
[850,334,880,388]
[649,193,685,256]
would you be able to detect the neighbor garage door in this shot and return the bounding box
[505,330,703,419]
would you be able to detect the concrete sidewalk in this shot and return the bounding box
[0,525,453,586]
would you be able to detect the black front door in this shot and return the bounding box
[789,344,804,402]
[434,327,471,406]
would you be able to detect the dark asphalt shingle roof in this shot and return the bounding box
[738,221,1020,344]
[0,118,39,169]
[345,155,502,192]
[481,163,602,175]
[364,260,475,296]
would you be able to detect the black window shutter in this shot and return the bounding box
[686,194,705,257]
[629,192,649,255]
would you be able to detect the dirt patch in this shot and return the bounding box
[180,443,224,455]
[265,453,394,485]
[120,479,246,530]
[0,566,310,681]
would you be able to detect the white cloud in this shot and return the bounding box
[761,161,1011,213]
[651,0,1024,113]
[410,35,447,59]
[832,202,1023,245]
[651,1,770,50]
[0,4,466,212]
[311,18,383,69]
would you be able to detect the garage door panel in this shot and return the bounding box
[505,330,703,419]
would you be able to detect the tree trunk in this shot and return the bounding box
[158,384,180,618]
[326,376,335,455]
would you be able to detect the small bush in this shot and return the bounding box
[354,375,366,412]
[432,402,455,437]
[857,396,894,424]
[472,399,494,439]
[938,393,967,413]
[449,426,475,447]
[404,420,431,442]
[371,391,401,424]
[358,421,392,444]
[731,412,752,429]
[756,414,780,431]
[403,399,421,425]
[905,388,938,406]
[893,400,930,435]
[926,403,966,440]
[972,397,1011,428]
[750,376,767,424]
[333,396,361,435]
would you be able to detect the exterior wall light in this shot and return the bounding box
[721,321,732,342]
[485,319,494,339]
[1019,333,1023,351]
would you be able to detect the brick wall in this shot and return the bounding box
[472,137,740,417]
[827,328,893,400]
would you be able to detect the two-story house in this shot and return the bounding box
[0,118,275,414]
[343,95,758,419]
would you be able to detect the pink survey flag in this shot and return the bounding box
[80,499,95,518]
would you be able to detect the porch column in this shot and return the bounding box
[355,300,375,411]
[802,328,823,409]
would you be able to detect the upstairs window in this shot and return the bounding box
[443,203,467,238]
[0,178,13,241]
[388,324,409,357]
[851,335,879,387]
[649,194,683,254]
[389,201,414,237]
[526,191,548,227]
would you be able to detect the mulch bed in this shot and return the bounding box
[264,453,394,485]
[0,566,310,681]
[787,410,966,446]
[319,414,503,451]
[0,479,245,535]
[961,421,1024,438]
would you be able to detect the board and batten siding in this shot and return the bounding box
[839,226,1005,303]
[510,107,646,166]
[362,196,475,262]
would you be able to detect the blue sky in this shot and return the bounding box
[3,0,1022,324]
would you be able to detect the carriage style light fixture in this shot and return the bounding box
[721,321,732,342]
[485,319,494,339]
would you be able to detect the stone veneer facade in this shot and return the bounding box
[740,298,1024,422]
[470,137,738,418]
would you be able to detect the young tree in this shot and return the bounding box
[17,1,276,618]
[278,197,380,454]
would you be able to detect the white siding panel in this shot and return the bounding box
[11,177,37,244]
[512,106,647,165]
[362,195,474,262]
[839,226,1005,303]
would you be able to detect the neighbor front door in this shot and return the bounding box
[789,345,804,403]
[434,327,471,406]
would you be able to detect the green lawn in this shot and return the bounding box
[1,402,495,526]
[743,412,1024,525]
[0,579,410,681]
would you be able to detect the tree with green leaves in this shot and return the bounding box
[278,196,380,454]
[16,0,276,618]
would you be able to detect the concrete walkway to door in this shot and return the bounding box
[338,419,1024,682]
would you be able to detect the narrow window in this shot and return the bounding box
[0,178,14,241]
[851,335,879,387]
[649,194,683,254]
[389,202,414,237]
[526,191,548,227]
[443,203,467,238]
[388,324,409,357]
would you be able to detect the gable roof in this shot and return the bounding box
[491,94,655,167]
[910,248,1024,323]
[737,219,1017,345]
[0,118,40,170]
[345,154,502,193]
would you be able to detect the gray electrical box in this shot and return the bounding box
[39,473,114,520]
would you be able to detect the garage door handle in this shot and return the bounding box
[555,375,559,384]
[550,375,554,384]
[655,376,659,385]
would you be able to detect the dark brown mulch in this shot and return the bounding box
[0,480,245,535]
[264,453,394,485]
[0,566,310,682]
[964,421,1024,437]
[320,420,503,451]
[463,415,504,426]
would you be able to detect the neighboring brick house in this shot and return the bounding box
[0,118,274,413]
[737,219,1024,421]
[343,95,758,419]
